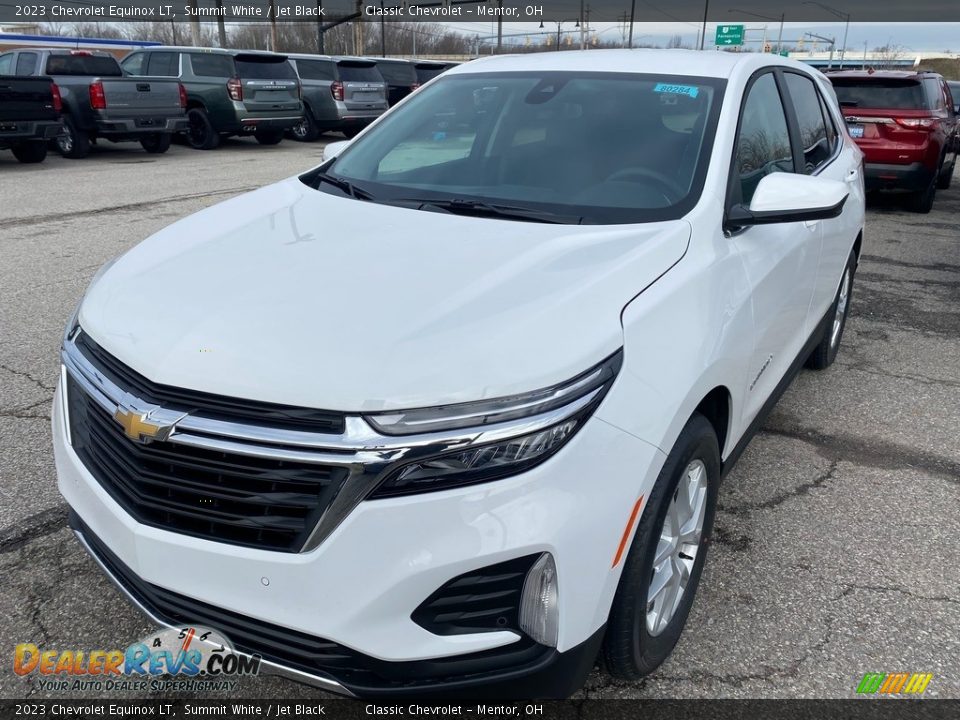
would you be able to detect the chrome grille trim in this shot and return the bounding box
[62,334,599,552]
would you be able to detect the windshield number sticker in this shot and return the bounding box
[654,83,700,98]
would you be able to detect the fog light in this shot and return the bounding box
[518,553,559,647]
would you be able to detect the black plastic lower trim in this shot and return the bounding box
[69,510,602,698]
[721,301,833,479]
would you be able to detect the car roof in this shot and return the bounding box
[143,46,284,58]
[286,53,377,64]
[445,48,813,80]
[827,70,938,79]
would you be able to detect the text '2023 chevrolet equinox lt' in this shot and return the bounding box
[55,50,865,698]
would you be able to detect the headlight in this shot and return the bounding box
[369,350,622,498]
[365,350,622,436]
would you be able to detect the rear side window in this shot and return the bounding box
[235,56,297,80]
[16,52,37,75]
[0,53,12,75]
[146,52,179,77]
[818,91,839,154]
[44,55,122,77]
[377,61,416,86]
[337,63,382,83]
[922,78,946,111]
[785,73,832,173]
[190,53,234,78]
[121,53,145,75]
[295,59,335,81]
[831,78,925,110]
[735,72,794,205]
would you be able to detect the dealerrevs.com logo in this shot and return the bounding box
[14,626,260,693]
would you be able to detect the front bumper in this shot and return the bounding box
[53,373,664,696]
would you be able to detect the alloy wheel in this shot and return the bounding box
[831,269,851,348]
[646,459,708,637]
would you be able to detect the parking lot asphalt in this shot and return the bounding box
[0,138,957,700]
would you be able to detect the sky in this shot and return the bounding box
[440,22,960,53]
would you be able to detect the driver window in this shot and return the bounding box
[735,72,794,205]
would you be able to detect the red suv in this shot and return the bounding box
[828,70,958,212]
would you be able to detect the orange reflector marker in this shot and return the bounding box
[611,496,644,568]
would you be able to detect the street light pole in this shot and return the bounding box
[729,8,786,53]
[803,2,851,68]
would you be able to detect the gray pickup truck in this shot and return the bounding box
[0,49,187,158]
[0,71,62,164]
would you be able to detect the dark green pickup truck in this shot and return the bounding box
[120,47,303,150]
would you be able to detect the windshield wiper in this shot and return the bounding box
[392,198,582,224]
[312,171,375,201]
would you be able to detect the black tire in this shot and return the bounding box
[936,159,954,190]
[907,168,937,213]
[140,133,172,154]
[255,128,284,146]
[11,142,47,164]
[290,109,321,142]
[55,116,91,159]
[185,108,220,150]
[602,413,721,680]
[806,248,857,371]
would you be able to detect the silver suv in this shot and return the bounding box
[286,55,388,141]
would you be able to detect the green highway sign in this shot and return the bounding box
[715,25,745,46]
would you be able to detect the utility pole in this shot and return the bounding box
[317,2,324,53]
[497,0,503,54]
[187,0,201,46]
[268,0,278,51]
[628,0,636,49]
[580,0,585,49]
[699,0,709,50]
[353,0,364,55]
[380,0,386,57]
[215,0,226,47]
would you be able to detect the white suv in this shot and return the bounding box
[54,50,865,697]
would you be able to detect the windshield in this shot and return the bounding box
[831,78,926,109]
[322,72,723,224]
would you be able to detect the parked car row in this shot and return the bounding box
[827,69,960,213]
[0,47,457,163]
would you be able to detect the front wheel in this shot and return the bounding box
[185,108,220,150]
[290,110,321,142]
[908,168,937,213]
[55,117,91,159]
[602,413,720,680]
[937,158,954,190]
[255,128,284,145]
[140,133,172,154]
[806,248,857,370]
[11,141,48,164]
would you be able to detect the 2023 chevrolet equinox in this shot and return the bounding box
[54,50,865,698]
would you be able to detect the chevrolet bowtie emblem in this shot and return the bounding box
[113,404,177,444]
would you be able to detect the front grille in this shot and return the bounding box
[74,513,551,692]
[67,373,348,552]
[412,555,537,636]
[75,331,345,434]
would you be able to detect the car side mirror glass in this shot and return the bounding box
[725,173,849,230]
[322,140,351,163]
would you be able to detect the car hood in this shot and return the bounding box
[80,177,690,412]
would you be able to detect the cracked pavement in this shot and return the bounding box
[1,141,957,700]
